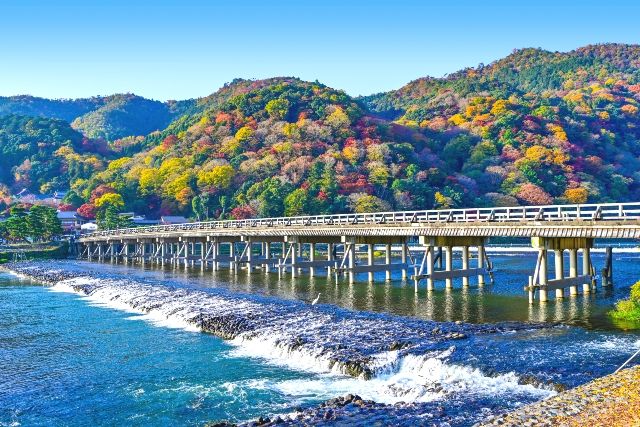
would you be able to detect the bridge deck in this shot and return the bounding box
[79,202,640,242]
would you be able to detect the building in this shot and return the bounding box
[80,222,98,233]
[160,216,189,225]
[57,211,88,234]
[119,212,160,226]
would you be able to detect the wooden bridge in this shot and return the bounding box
[77,202,640,303]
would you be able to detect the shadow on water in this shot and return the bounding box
[64,249,640,331]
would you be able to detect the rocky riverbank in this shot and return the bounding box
[480,365,640,427]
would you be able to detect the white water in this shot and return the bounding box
[45,274,554,406]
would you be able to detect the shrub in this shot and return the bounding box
[610,281,640,323]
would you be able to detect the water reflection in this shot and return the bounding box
[65,250,640,331]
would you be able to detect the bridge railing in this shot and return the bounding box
[84,202,640,238]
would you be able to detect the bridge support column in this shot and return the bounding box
[569,249,578,296]
[367,244,374,282]
[401,242,408,280]
[264,242,271,273]
[161,242,166,266]
[426,245,434,291]
[582,248,592,294]
[477,244,485,286]
[530,237,593,302]
[291,243,298,278]
[461,246,469,287]
[445,246,453,289]
[385,244,392,281]
[229,242,235,272]
[246,240,254,273]
[309,243,316,277]
[348,243,355,284]
[539,249,549,302]
[327,243,335,275]
[554,250,565,299]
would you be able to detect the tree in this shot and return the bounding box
[347,193,391,213]
[265,98,290,120]
[42,206,63,240]
[516,183,553,205]
[284,188,308,216]
[5,207,29,242]
[27,205,48,241]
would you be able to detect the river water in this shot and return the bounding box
[1,249,639,426]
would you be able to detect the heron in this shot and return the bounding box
[311,293,321,306]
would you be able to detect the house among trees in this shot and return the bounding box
[160,216,188,225]
[57,211,88,234]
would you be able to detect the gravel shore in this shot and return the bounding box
[480,364,640,427]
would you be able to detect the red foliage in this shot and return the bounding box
[230,205,257,220]
[81,137,110,155]
[338,174,374,195]
[58,203,75,211]
[516,183,553,205]
[89,185,116,203]
[77,203,97,219]
[162,135,179,149]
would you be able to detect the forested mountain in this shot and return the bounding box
[2,43,640,221]
[0,94,194,142]
[0,115,107,195]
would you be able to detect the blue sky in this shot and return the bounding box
[1,0,639,100]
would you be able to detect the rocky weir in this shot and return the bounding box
[3,261,560,425]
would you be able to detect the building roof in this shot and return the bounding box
[160,216,188,224]
[57,211,79,220]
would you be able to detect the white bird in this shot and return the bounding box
[311,293,321,306]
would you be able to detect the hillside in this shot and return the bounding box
[0,94,195,143]
[0,114,108,195]
[2,43,640,220]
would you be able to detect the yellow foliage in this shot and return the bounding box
[326,106,350,128]
[525,145,552,163]
[547,124,568,141]
[448,114,466,126]
[107,157,132,171]
[196,165,235,189]
[564,187,588,204]
[94,193,124,208]
[490,99,509,116]
[138,168,162,195]
[163,171,194,199]
[159,158,188,176]
[220,138,241,156]
[235,126,254,142]
[564,91,584,104]
[598,111,610,121]
[282,123,299,137]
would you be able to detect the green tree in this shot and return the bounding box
[284,188,308,216]
[265,98,290,120]
[5,207,30,242]
[27,205,48,241]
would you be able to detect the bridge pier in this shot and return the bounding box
[528,237,594,303]
[413,236,489,291]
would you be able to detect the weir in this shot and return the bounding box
[77,202,640,304]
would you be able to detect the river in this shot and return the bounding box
[1,249,639,426]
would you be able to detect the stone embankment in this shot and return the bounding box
[480,365,640,427]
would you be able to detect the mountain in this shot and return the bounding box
[2,43,640,220]
[0,114,108,195]
[0,94,195,143]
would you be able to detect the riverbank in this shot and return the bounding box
[480,364,640,427]
[0,242,68,263]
